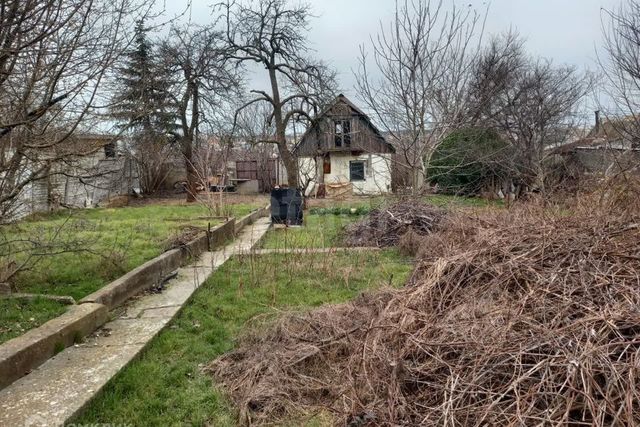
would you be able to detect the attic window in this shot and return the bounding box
[334,119,351,148]
[104,141,116,158]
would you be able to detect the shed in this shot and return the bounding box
[294,94,395,196]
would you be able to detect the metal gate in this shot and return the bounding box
[235,159,277,192]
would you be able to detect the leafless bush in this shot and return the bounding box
[208,188,640,426]
[125,136,175,194]
[0,0,160,218]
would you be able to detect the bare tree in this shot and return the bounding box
[600,0,640,146]
[469,33,591,192]
[160,24,239,202]
[221,0,338,189]
[0,0,159,219]
[355,0,484,193]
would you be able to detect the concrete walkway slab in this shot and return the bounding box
[0,217,271,427]
[249,246,380,255]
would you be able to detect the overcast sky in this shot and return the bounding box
[162,0,622,97]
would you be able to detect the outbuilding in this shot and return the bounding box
[294,94,394,196]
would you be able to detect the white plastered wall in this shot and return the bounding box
[298,152,392,196]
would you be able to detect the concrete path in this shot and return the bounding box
[0,218,271,427]
[249,246,380,255]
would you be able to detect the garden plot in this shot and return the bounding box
[260,194,489,251]
[75,249,413,426]
[0,201,260,344]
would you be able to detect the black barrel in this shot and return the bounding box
[270,188,303,225]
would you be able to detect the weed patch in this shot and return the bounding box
[75,250,412,426]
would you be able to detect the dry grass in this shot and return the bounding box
[208,184,640,426]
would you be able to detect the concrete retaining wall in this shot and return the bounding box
[0,217,239,391]
[0,303,108,390]
[235,206,270,234]
[80,218,235,310]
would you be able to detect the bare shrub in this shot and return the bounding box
[208,188,640,426]
[343,201,445,247]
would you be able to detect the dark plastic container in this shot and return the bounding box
[270,188,303,225]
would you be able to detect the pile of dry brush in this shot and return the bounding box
[164,225,205,251]
[343,201,445,247]
[207,186,640,426]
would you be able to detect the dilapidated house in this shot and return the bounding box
[549,113,640,178]
[13,133,137,219]
[294,94,395,197]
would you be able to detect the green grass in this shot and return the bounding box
[260,213,359,249]
[75,249,413,426]
[4,203,258,300]
[261,194,497,250]
[309,196,387,210]
[0,297,68,344]
[0,202,259,344]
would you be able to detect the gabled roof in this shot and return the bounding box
[293,94,395,154]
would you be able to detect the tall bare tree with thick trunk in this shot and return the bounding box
[600,0,640,147]
[355,0,484,193]
[160,25,239,202]
[221,0,337,189]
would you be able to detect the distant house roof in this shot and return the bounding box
[34,132,118,158]
[293,94,395,155]
[549,117,640,155]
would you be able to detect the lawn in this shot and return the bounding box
[422,193,503,208]
[260,194,497,250]
[75,249,413,426]
[4,203,258,299]
[259,213,360,249]
[0,201,261,345]
[306,193,500,210]
[0,297,68,344]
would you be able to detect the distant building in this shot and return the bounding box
[14,133,137,219]
[294,94,395,197]
[549,112,640,176]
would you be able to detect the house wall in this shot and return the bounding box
[299,152,392,196]
[572,148,640,174]
[12,151,137,220]
[295,100,393,157]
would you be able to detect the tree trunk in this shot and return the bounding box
[269,66,299,189]
[411,166,424,195]
[279,141,298,188]
[183,136,197,203]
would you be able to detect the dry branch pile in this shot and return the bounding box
[207,192,640,426]
[343,201,445,247]
[164,225,204,251]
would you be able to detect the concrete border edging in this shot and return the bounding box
[0,218,273,426]
[235,205,270,235]
[208,217,236,250]
[79,218,235,310]
[0,303,108,390]
[0,218,237,392]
